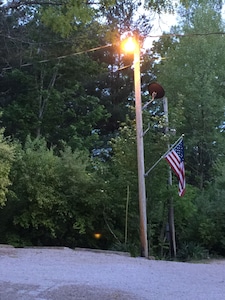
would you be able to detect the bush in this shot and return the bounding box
[177,241,209,261]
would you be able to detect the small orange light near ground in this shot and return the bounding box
[121,36,137,53]
[94,233,102,239]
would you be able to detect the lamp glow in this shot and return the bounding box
[94,233,101,239]
[122,37,137,53]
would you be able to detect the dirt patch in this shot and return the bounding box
[0,282,140,300]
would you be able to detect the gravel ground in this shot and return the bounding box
[0,245,225,300]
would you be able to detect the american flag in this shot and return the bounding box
[165,139,186,197]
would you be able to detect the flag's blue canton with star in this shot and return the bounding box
[165,139,186,197]
[174,141,184,162]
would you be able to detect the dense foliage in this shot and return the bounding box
[0,0,225,260]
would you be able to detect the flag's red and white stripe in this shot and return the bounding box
[165,139,186,197]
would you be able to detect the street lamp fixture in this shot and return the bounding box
[121,36,138,53]
[122,36,148,258]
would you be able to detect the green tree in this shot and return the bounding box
[0,128,15,206]
[0,5,109,150]
[154,6,225,190]
[148,3,225,259]
[0,136,108,247]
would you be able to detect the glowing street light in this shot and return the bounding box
[122,36,148,258]
[121,36,137,53]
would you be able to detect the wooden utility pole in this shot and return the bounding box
[122,36,148,258]
[134,42,148,258]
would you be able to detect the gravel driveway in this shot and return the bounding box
[0,245,225,299]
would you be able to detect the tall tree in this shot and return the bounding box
[0,3,110,150]
[153,6,225,190]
